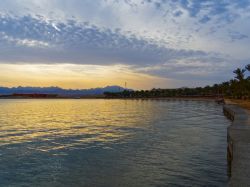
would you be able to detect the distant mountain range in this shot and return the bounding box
[0,86,131,96]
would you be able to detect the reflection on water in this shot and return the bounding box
[0,99,229,186]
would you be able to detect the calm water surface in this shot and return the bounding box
[0,99,229,186]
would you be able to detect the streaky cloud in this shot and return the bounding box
[0,14,207,66]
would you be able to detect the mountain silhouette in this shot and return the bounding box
[0,86,130,96]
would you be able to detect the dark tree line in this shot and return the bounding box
[104,64,250,99]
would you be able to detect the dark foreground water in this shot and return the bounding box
[0,99,229,186]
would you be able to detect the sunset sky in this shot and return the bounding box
[0,0,250,89]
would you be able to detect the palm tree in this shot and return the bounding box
[233,68,246,82]
[245,64,250,72]
[245,64,250,81]
[233,68,248,98]
[221,81,230,96]
[245,64,250,98]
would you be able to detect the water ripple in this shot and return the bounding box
[0,99,229,186]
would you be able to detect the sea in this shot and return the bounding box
[0,99,230,186]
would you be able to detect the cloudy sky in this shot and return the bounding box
[0,0,249,89]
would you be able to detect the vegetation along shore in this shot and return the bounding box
[104,64,250,105]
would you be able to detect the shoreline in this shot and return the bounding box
[0,96,220,101]
[225,99,250,111]
[223,102,250,186]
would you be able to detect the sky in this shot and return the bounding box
[0,0,250,89]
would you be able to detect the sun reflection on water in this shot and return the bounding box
[0,99,156,149]
[0,99,229,186]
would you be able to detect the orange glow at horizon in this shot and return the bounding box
[0,63,171,90]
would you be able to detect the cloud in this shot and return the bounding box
[0,0,249,86]
[173,10,183,17]
[199,16,210,24]
[228,30,248,42]
[0,14,209,66]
